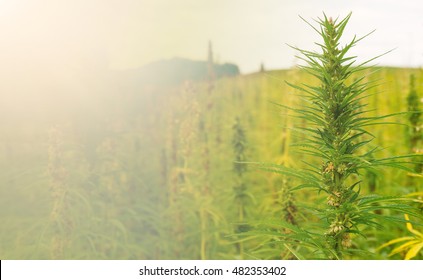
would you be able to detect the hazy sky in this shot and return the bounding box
[0,0,422,75]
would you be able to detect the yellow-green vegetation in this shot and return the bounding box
[1,19,423,260]
[379,213,423,260]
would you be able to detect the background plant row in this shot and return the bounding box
[0,67,422,259]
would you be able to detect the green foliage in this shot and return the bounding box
[406,74,423,174]
[233,117,248,176]
[232,117,251,215]
[407,74,421,128]
[379,213,423,260]
[231,117,251,258]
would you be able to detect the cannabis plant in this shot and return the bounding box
[256,13,420,259]
[407,74,423,173]
[48,126,70,259]
[232,117,249,257]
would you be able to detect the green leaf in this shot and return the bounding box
[283,244,305,260]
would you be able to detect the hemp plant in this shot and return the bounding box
[48,126,69,259]
[232,117,249,257]
[407,74,423,173]
[258,13,420,259]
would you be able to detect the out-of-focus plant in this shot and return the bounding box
[407,74,423,174]
[378,211,423,260]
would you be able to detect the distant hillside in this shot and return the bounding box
[119,57,240,86]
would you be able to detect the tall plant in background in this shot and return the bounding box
[48,126,71,259]
[407,74,423,174]
[260,13,419,259]
[232,117,249,258]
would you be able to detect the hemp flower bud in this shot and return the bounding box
[328,222,344,235]
[337,164,347,174]
[327,195,340,207]
[341,234,352,248]
[324,162,335,173]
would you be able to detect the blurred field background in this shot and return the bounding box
[1,64,422,259]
